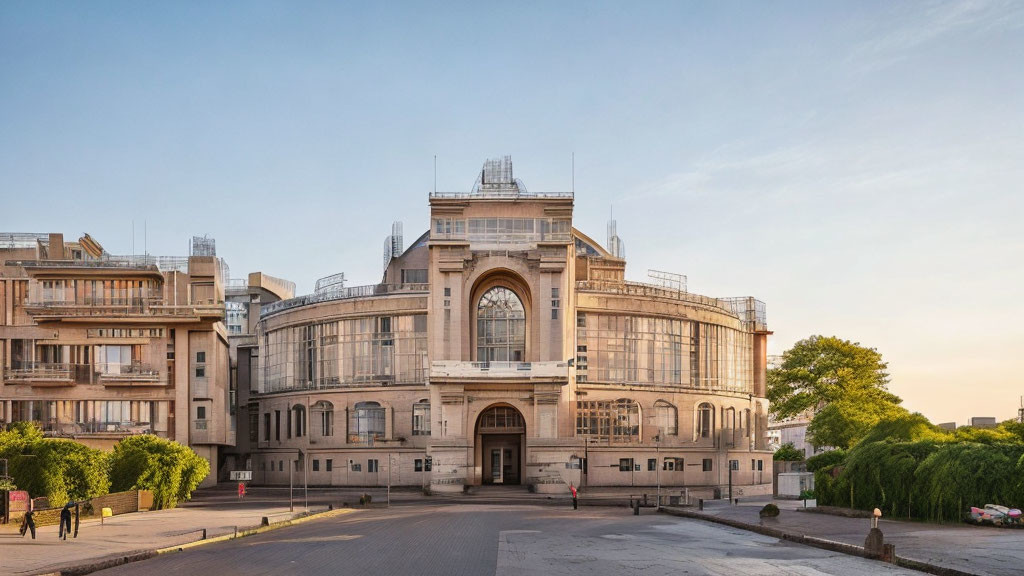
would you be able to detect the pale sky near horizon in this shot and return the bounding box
[2,1,1022,425]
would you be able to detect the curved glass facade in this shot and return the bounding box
[576,313,753,393]
[261,314,427,393]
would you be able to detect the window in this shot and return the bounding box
[551,308,559,320]
[729,459,739,471]
[655,400,677,436]
[575,399,639,440]
[263,413,271,441]
[412,400,431,436]
[664,457,683,471]
[349,401,386,443]
[444,287,451,297]
[279,460,283,472]
[271,460,275,471]
[313,401,334,437]
[275,410,281,441]
[249,412,259,442]
[648,459,657,471]
[326,459,333,472]
[292,405,306,437]
[313,459,320,472]
[367,459,379,473]
[697,403,714,439]
[751,459,756,471]
[476,287,526,363]
[619,458,634,472]
[351,463,362,472]
[196,406,206,420]
[196,351,206,363]
[414,459,423,472]
[757,459,763,471]
[702,458,713,472]
[195,366,205,378]
[401,269,428,283]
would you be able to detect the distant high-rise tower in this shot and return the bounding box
[383,221,404,272]
[607,209,625,259]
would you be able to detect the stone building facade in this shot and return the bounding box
[0,233,232,486]
[250,158,773,495]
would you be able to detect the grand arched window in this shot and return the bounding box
[349,401,385,444]
[476,287,526,363]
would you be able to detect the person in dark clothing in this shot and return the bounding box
[19,506,36,539]
[59,502,73,540]
[569,482,578,510]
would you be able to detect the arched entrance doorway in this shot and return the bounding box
[475,404,525,485]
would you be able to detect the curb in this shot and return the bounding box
[658,507,980,576]
[33,508,357,576]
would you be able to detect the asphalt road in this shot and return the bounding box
[94,505,921,576]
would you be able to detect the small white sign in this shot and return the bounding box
[230,470,253,481]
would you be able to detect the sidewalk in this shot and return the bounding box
[663,498,1024,576]
[0,501,309,576]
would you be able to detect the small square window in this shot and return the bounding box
[196,406,206,420]
[551,299,560,308]
[444,287,451,297]
[551,287,559,298]
[702,458,713,472]
[196,351,206,363]
[368,459,379,473]
[551,309,559,320]
[326,459,333,472]
[577,314,586,327]
[648,458,657,471]
[619,458,633,472]
[195,366,205,378]
[313,459,320,472]
[352,463,362,472]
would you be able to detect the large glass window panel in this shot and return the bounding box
[476,287,526,363]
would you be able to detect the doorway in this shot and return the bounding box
[475,405,525,485]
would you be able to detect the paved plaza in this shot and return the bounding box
[90,504,917,576]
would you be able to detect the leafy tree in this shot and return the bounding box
[773,442,805,461]
[857,412,948,445]
[0,423,109,505]
[109,435,210,509]
[769,336,904,449]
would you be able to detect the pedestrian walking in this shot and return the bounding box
[238,482,246,500]
[19,504,36,539]
[570,482,578,510]
[59,502,73,540]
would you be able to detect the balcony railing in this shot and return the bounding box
[429,191,574,199]
[3,362,75,385]
[33,419,156,436]
[260,283,429,319]
[95,363,165,386]
[430,360,569,379]
[23,299,224,320]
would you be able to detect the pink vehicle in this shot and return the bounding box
[968,504,1023,526]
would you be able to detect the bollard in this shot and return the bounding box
[328,503,334,511]
[698,498,704,511]
[733,498,739,506]
[634,500,640,516]
[201,528,207,540]
[261,516,270,527]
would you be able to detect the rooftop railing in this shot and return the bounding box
[95,363,165,385]
[428,191,574,199]
[3,362,75,384]
[576,281,767,328]
[260,283,429,318]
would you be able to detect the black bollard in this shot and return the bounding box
[698,498,704,511]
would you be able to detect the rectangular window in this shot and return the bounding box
[729,459,739,471]
[249,412,259,442]
[275,410,281,441]
[195,366,205,378]
[551,288,559,298]
[351,463,362,472]
[326,459,333,472]
[196,406,206,420]
[551,308,559,320]
[648,458,657,471]
[196,351,206,363]
[368,459,379,473]
[279,460,283,472]
[619,458,633,472]
[263,413,271,441]
[271,460,275,471]
[414,459,423,472]
[757,459,763,471]
[444,288,451,297]
[702,458,713,472]
[751,459,756,471]
[313,459,320,472]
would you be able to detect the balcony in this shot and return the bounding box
[430,360,569,381]
[34,419,156,436]
[3,363,76,386]
[95,363,166,387]
[23,298,224,321]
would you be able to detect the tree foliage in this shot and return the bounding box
[109,435,210,509]
[769,336,904,449]
[0,422,109,505]
[773,442,805,461]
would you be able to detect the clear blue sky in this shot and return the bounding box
[2,1,1022,424]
